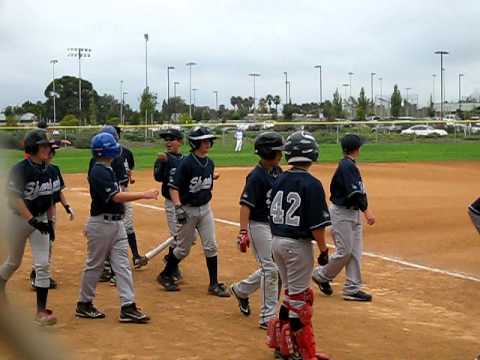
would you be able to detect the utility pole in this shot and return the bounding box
[434,50,449,120]
[405,87,412,117]
[370,72,376,113]
[167,66,175,104]
[120,80,124,124]
[249,73,261,121]
[144,33,149,139]
[283,72,288,105]
[50,59,58,124]
[213,90,219,110]
[459,73,464,111]
[67,48,92,123]
[186,62,197,118]
[348,72,354,99]
[314,65,322,119]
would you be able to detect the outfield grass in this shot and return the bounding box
[1,141,480,174]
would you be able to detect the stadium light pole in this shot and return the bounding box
[342,83,350,107]
[174,81,180,98]
[213,90,219,110]
[432,74,437,105]
[249,73,261,120]
[458,73,464,111]
[122,91,128,124]
[348,72,354,99]
[378,77,383,118]
[283,72,288,105]
[287,81,291,104]
[192,88,199,107]
[314,65,322,119]
[67,48,92,121]
[405,87,412,117]
[167,66,175,104]
[50,59,58,124]
[186,62,197,118]
[144,33,149,137]
[370,72,376,107]
[434,50,449,120]
[120,80,124,124]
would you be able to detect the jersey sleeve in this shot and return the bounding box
[153,158,167,183]
[7,163,26,198]
[305,181,331,230]
[124,148,135,170]
[169,159,189,191]
[55,165,65,191]
[239,173,259,208]
[88,158,95,176]
[341,162,363,198]
[91,167,121,203]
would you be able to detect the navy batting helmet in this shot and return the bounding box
[91,132,121,158]
[188,127,217,149]
[341,134,364,154]
[159,128,183,141]
[254,132,284,160]
[284,131,319,164]
[24,129,54,155]
[101,125,120,141]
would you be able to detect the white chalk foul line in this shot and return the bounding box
[72,191,480,284]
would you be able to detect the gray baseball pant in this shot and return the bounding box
[79,216,135,306]
[165,199,178,244]
[313,204,363,295]
[233,221,279,324]
[272,236,314,318]
[0,212,51,288]
[121,185,135,235]
[173,203,217,260]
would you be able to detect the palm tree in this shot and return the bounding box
[273,95,281,113]
[230,96,238,110]
[266,94,273,112]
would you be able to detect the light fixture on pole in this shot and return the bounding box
[283,72,288,106]
[249,73,261,120]
[434,50,449,120]
[213,90,219,111]
[458,73,464,111]
[186,62,197,118]
[167,66,175,104]
[314,65,322,119]
[67,48,92,120]
[50,59,58,124]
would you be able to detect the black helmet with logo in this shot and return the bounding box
[284,131,319,164]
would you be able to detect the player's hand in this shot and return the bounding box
[28,218,50,234]
[364,210,376,226]
[318,248,329,266]
[213,172,220,180]
[237,229,250,253]
[65,205,75,221]
[130,176,136,185]
[48,220,56,242]
[157,152,167,162]
[175,205,188,225]
[143,189,160,200]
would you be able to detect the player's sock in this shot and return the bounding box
[36,287,48,312]
[206,256,218,286]
[127,233,140,258]
[162,253,180,277]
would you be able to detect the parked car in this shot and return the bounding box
[401,125,448,137]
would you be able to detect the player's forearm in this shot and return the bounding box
[312,228,328,252]
[112,191,147,203]
[169,189,181,206]
[59,192,69,208]
[47,205,56,221]
[14,198,34,221]
[239,205,250,231]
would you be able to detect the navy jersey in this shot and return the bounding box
[153,152,184,200]
[48,164,65,204]
[330,157,368,210]
[89,163,124,216]
[169,154,214,207]
[269,169,331,240]
[240,163,282,223]
[88,152,129,187]
[7,159,54,217]
[122,146,135,171]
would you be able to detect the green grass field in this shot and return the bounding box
[1,141,480,174]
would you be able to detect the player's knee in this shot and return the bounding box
[173,246,189,259]
[204,247,217,258]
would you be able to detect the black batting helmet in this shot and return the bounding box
[188,127,217,149]
[159,128,184,141]
[284,131,319,164]
[24,129,54,155]
[254,132,284,160]
[341,134,364,154]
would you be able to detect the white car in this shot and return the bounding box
[401,125,448,137]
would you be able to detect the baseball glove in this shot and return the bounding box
[175,205,188,225]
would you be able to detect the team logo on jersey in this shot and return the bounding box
[52,178,62,193]
[24,180,54,200]
[189,175,213,193]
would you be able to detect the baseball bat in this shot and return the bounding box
[145,236,175,260]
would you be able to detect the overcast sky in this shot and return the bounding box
[1,0,479,111]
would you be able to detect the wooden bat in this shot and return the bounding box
[145,236,175,260]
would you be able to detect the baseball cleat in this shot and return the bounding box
[109,275,117,287]
[133,256,148,270]
[157,274,179,291]
[259,322,268,330]
[30,269,36,289]
[119,303,150,323]
[76,302,106,319]
[34,309,57,326]
[49,277,58,289]
[208,283,231,298]
[274,349,302,360]
[343,290,372,302]
[312,273,333,296]
[98,268,112,282]
[230,284,251,316]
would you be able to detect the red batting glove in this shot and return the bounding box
[237,229,250,253]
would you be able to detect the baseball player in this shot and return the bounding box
[230,132,284,329]
[76,132,158,323]
[266,131,331,360]
[234,128,244,152]
[30,143,75,289]
[88,126,148,276]
[153,128,184,282]
[157,127,230,297]
[312,134,375,302]
[0,130,57,325]
[468,197,480,233]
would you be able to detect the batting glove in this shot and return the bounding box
[318,248,329,266]
[28,218,49,234]
[175,205,188,225]
[237,229,250,253]
[64,205,75,221]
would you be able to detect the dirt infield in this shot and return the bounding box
[2,161,480,359]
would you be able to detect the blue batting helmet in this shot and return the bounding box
[101,125,120,141]
[91,132,121,158]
